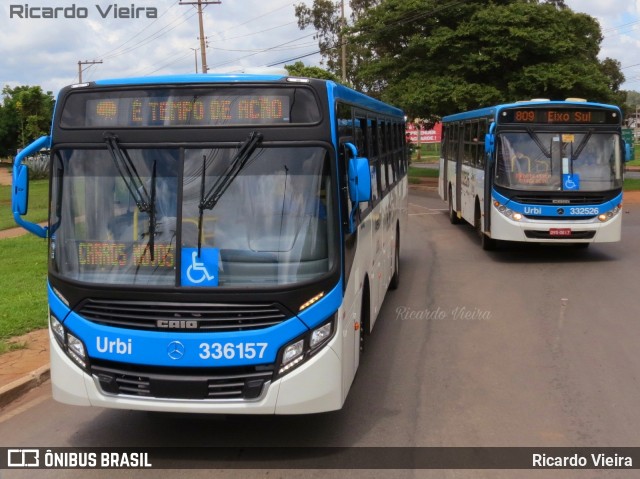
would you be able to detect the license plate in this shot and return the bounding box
[549,228,572,237]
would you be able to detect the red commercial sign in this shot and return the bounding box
[406,122,442,144]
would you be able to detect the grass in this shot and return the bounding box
[0,341,27,355]
[624,145,640,166]
[0,173,49,231]
[624,178,640,191]
[411,143,441,163]
[408,166,439,178]
[0,235,48,350]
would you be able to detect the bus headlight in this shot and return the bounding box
[494,200,522,221]
[50,313,89,371]
[277,316,335,377]
[310,322,333,348]
[67,334,88,369]
[282,340,304,369]
[598,204,621,222]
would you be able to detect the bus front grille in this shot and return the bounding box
[512,195,606,205]
[77,299,290,332]
[524,230,596,240]
[92,361,274,400]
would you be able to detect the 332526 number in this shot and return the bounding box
[198,342,268,360]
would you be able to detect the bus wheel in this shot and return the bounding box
[448,187,460,224]
[475,204,496,251]
[389,226,400,290]
[360,281,370,353]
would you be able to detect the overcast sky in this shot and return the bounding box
[0,0,639,98]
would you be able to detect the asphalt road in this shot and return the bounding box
[2,190,640,479]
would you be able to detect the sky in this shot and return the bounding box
[0,0,639,98]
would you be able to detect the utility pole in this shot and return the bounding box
[78,60,103,83]
[180,0,221,74]
[340,0,346,83]
[190,48,200,73]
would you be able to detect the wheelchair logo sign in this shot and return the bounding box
[563,174,580,191]
[181,248,219,286]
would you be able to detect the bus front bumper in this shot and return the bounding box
[489,203,622,243]
[50,326,344,415]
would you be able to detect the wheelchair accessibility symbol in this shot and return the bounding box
[181,248,219,287]
[563,173,580,191]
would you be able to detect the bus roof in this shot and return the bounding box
[93,73,289,86]
[442,99,621,123]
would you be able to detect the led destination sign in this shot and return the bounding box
[77,241,174,269]
[60,87,321,127]
[88,95,289,127]
[500,108,619,125]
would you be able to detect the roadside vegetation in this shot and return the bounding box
[0,234,48,352]
[0,171,49,230]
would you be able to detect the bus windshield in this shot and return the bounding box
[495,131,623,191]
[50,145,336,287]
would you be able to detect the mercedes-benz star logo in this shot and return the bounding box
[167,341,185,360]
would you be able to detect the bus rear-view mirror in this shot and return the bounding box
[485,133,495,155]
[348,156,371,204]
[13,164,29,215]
[624,141,633,163]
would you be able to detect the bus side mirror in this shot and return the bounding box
[348,156,371,205]
[12,135,50,238]
[485,133,495,155]
[624,141,633,163]
[13,164,29,215]
[344,142,371,204]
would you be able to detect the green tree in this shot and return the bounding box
[624,90,640,125]
[0,85,55,157]
[298,0,625,121]
[352,0,624,120]
[285,61,341,81]
[295,0,381,88]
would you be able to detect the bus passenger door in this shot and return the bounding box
[341,143,373,383]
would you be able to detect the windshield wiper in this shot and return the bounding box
[525,127,553,174]
[197,131,263,254]
[104,133,157,260]
[571,129,593,162]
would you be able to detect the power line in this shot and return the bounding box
[211,1,296,38]
[102,10,198,61]
[97,1,180,59]
[208,32,317,70]
[216,21,297,42]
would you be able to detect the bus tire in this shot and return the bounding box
[360,279,370,353]
[475,202,496,251]
[448,186,460,224]
[389,225,400,290]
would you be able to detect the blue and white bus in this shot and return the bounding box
[12,74,408,414]
[439,99,632,249]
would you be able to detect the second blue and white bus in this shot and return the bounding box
[13,74,408,414]
[439,99,632,249]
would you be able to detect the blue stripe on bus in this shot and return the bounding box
[49,281,342,367]
[492,189,623,217]
[296,282,342,329]
[63,311,308,367]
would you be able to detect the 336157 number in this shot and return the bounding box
[198,342,268,360]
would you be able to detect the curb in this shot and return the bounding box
[0,364,50,409]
